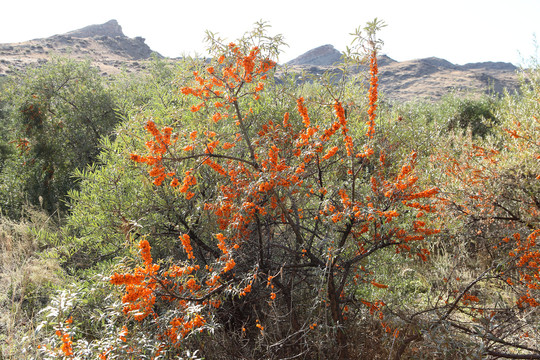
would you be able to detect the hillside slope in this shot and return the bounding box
[284,45,520,102]
[0,20,157,76]
[0,22,521,102]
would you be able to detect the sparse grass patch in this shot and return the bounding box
[0,208,64,359]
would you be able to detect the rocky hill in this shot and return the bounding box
[0,20,157,76]
[285,45,520,102]
[0,22,521,102]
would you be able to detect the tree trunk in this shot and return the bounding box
[328,270,349,359]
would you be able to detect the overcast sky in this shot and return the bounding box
[1,0,539,66]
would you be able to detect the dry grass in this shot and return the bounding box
[0,208,63,359]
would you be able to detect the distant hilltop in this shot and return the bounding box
[287,44,343,66]
[0,19,158,77]
[47,19,157,60]
[287,44,517,71]
[64,19,126,38]
[0,21,520,102]
[285,44,519,102]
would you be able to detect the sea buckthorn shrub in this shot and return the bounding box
[24,22,540,360]
[394,65,539,358]
[101,20,444,359]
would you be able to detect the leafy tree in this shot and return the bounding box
[0,79,14,172]
[0,57,118,216]
[443,94,499,138]
[389,92,500,139]
[57,57,198,273]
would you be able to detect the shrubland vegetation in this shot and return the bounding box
[0,21,538,359]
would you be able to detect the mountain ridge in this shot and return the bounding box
[287,44,517,72]
[285,44,519,101]
[0,20,520,102]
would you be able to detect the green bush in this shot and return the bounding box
[0,57,119,216]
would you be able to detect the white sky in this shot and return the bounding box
[1,0,539,66]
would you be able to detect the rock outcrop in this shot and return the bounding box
[0,19,159,76]
[57,19,154,60]
[65,19,125,38]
